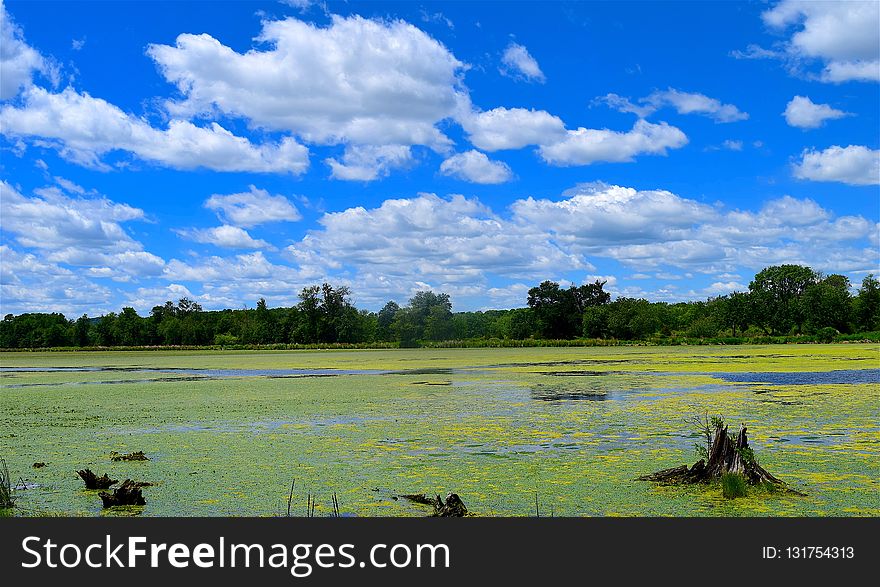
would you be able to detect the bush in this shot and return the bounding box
[721,472,747,499]
[213,333,239,346]
[816,327,838,343]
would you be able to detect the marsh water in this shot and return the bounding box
[1,344,878,517]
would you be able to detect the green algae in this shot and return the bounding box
[0,344,877,517]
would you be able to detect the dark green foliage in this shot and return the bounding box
[528,279,610,339]
[749,264,818,335]
[854,274,880,332]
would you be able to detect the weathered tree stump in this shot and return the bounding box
[639,424,803,494]
[433,493,468,517]
[77,469,118,490]
[99,479,146,507]
[400,492,469,516]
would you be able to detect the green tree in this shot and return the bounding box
[376,301,400,342]
[854,274,880,331]
[112,307,145,346]
[73,314,92,346]
[748,264,817,335]
[804,274,852,333]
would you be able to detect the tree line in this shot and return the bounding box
[2,265,879,349]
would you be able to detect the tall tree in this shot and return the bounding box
[748,264,817,335]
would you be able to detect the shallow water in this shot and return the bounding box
[1,345,878,517]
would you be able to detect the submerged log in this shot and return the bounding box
[110,451,149,462]
[399,493,436,505]
[99,480,146,507]
[77,469,118,490]
[639,424,803,494]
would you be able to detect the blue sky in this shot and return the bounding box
[1,0,878,317]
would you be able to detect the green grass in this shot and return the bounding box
[1,344,878,517]
[721,473,748,499]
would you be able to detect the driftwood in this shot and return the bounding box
[400,492,469,516]
[77,469,118,490]
[639,424,803,494]
[110,451,149,462]
[99,479,146,507]
[399,493,436,505]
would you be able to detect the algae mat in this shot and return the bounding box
[1,345,878,517]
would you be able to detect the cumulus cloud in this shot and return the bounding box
[500,42,546,83]
[792,145,880,185]
[176,225,271,250]
[0,0,55,99]
[289,193,588,284]
[0,180,166,282]
[0,245,115,316]
[598,88,748,123]
[461,107,566,151]
[325,144,414,181]
[0,180,144,252]
[538,119,688,166]
[204,185,302,227]
[511,183,716,246]
[783,95,849,128]
[0,87,310,173]
[267,185,877,306]
[147,15,468,150]
[439,150,513,184]
[762,0,880,82]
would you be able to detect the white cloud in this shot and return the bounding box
[0,87,310,173]
[0,0,55,99]
[538,119,688,166]
[511,183,716,246]
[288,193,588,286]
[793,145,880,185]
[762,0,880,82]
[325,144,413,181]
[0,180,144,252]
[204,185,301,227]
[147,15,468,150]
[176,225,271,250]
[783,95,849,128]
[0,245,115,316]
[125,283,198,313]
[598,89,748,123]
[461,107,566,151]
[269,185,876,306]
[722,140,743,151]
[0,180,169,287]
[500,42,546,83]
[439,150,513,184]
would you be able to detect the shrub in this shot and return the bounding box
[816,327,838,343]
[721,472,747,499]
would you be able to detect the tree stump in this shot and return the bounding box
[638,424,802,494]
[99,479,146,507]
[77,469,118,490]
[433,493,468,517]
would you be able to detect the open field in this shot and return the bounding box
[1,344,878,517]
